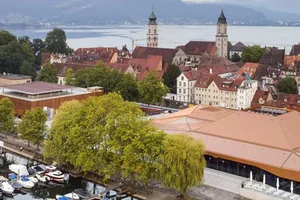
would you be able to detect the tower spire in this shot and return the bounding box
[147,6,158,48]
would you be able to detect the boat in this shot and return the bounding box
[55,192,80,200]
[11,181,22,192]
[0,181,14,195]
[17,176,35,189]
[9,164,29,176]
[35,171,49,183]
[45,166,67,183]
[73,188,92,199]
[28,176,38,184]
[29,164,47,175]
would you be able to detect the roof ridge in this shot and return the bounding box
[276,117,294,151]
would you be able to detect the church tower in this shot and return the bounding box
[147,7,158,48]
[216,10,228,59]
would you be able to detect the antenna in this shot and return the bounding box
[152,5,155,13]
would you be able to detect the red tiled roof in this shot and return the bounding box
[265,93,300,111]
[132,46,177,64]
[54,63,94,75]
[251,90,271,106]
[41,53,51,66]
[236,62,260,79]
[290,44,300,56]
[177,41,217,56]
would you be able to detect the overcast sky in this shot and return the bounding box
[181,0,300,14]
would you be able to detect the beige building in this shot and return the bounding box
[0,74,31,86]
[194,74,247,110]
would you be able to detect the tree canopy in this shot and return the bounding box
[163,64,181,94]
[277,76,298,94]
[64,68,75,85]
[38,61,58,83]
[0,30,17,46]
[44,93,165,184]
[45,28,73,55]
[138,72,169,105]
[18,108,47,149]
[241,45,266,63]
[0,98,14,133]
[20,60,36,79]
[32,38,46,67]
[114,73,139,101]
[157,134,206,196]
[230,53,241,62]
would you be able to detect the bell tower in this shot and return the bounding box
[147,6,158,48]
[216,9,228,59]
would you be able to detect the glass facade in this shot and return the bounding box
[204,155,300,194]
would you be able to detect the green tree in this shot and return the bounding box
[138,72,169,105]
[45,28,73,54]
[157,134,206,197]
[231,53,241,62]
[18,108,47,149]
[0,98,14,134]
[241,45,266,63]
[45,93,165,185]
[64,68,75,85]
[18,36,31,45]
[114,73,139,101]
[0,30,17,46]
[162,64,181,94]
[20,60,36,79]
[38,61,58,83]
[277,77,298,94]
[32,38,46,67]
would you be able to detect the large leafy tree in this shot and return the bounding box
[138,72,169,105]
[0,98,14,134]
[278,76,298,94]
[20,60,36,80]
[157,134,206,197]
[230,53,241,62]
[32,38,46,67]
[44,93,165,185]
[0,30,17,46]
[18,108,47,149]
[45,28,73,54]
[64,68,75,85]
[38,61,58,83]
[162,64,181,94]
[241,45,266,63]
[114,73,139,101]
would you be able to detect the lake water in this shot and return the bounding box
[0,152,135,200]
[5,25,300,53]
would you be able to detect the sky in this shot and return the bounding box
[181,0,300,14]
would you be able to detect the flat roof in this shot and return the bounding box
[0,81,74,95]
[0,74,31,80]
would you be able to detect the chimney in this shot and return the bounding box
[209,68,213,74]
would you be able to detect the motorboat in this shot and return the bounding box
[55,192,80,200]
[29,164,47,175]
[0,181,14,195]
[45,166,67,183]
[35,171,49,183]
[28,176,38,184]
[11,181,22,192]
[73,188,92,199]
[17,176,35,189]
[9,164,29,176]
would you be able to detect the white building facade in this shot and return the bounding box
[237,80,258,110]
[176,73,196,103]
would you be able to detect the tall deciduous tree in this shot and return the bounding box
[138,72,169,105]
[162,64,181,94]
[241,45,266,63]
[278,77,298,94]
[38,61,58,83]
[32,38,46,67]
[20,60,36,79]
[45,28,73,55]
[44,93,165,185]
[18,108,47,149]
[0,30,17,46]
[114,73,139,101]
[0,98,14,134]
[64,68,75,85]
[157,134,206,197]
[230,53,241,62]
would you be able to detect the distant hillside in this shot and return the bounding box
[0,0,299,26]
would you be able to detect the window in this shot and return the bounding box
[183,89,186,94]
[179,89,182,93]
[179,82,182,86]
[154,29,157,34]
[181,76,184,81]
[184,82,186,87]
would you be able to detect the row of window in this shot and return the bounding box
[195,88,235,95]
